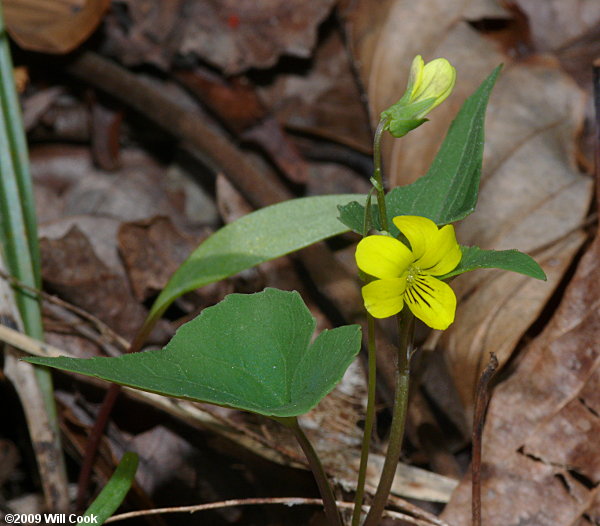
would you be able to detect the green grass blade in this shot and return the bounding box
[83,452,139,524]
[0,3,67,505]
[0,4,41,288]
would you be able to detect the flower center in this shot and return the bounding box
[405,265,421,287]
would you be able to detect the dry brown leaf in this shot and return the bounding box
[345,0,593,415]
[442,227,600,526]
[118,217,203,302]
[109,0,335,74]
[514,0,600,51]
[260,28,372,153]
[4,0,109,54]
[179,0,337,74]
[40,226,147,340]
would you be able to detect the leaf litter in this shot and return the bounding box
[3,0,599,524]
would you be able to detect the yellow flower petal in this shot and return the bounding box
[392,215,439,261]
[411,58,456,113]
[362,278,406,319]
[404,275,456,330]
[355,235,413,279]
[420,224,462,276]
[406,55,424,99]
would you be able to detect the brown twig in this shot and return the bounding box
[104,496,444,526]
[472,352,498,526]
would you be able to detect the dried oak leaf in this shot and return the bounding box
[442,228,600,526]
[345,0,594,416]
[40,226,147,340]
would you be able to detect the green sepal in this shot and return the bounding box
[386,117,428,138]
[381,97,435,138]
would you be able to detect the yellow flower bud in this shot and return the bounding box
[381,55,456,138]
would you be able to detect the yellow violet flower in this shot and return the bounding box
[381,55,457,138]
[355,216,462,330]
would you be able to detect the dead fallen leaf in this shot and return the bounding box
[107,0,335,74]
[4,0,109,54]
[260,27,372,153]
[118,216,204,302]
[40,226,147,340]
[442,226,600,526]
[514,0,600,51]
[344,0,594,415]
[179,0,337,75]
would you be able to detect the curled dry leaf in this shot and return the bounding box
[4,0,110,54]
[442,228,600,525]
[345,0,593,415]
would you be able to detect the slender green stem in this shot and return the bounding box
[363,309,414,526]
[372,118,389,232]
[351,314,378,526]
[278,417,343,526]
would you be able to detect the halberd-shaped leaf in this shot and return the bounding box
[25,289,362,418]
[339,66,501,235]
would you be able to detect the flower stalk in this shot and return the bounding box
[372,118,389,232]
[351,314,378,526]
[363,308,414,526]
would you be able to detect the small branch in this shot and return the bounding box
[104,496,443,526]
[472,352,498,526]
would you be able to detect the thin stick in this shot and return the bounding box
[471,352,498,526]
[104,496,442,526]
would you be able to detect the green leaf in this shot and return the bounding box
[25,289,362,418]
[440,245,546,281]
[339,66,502,235]
[83,452,138,524]
[147,194,362,325]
